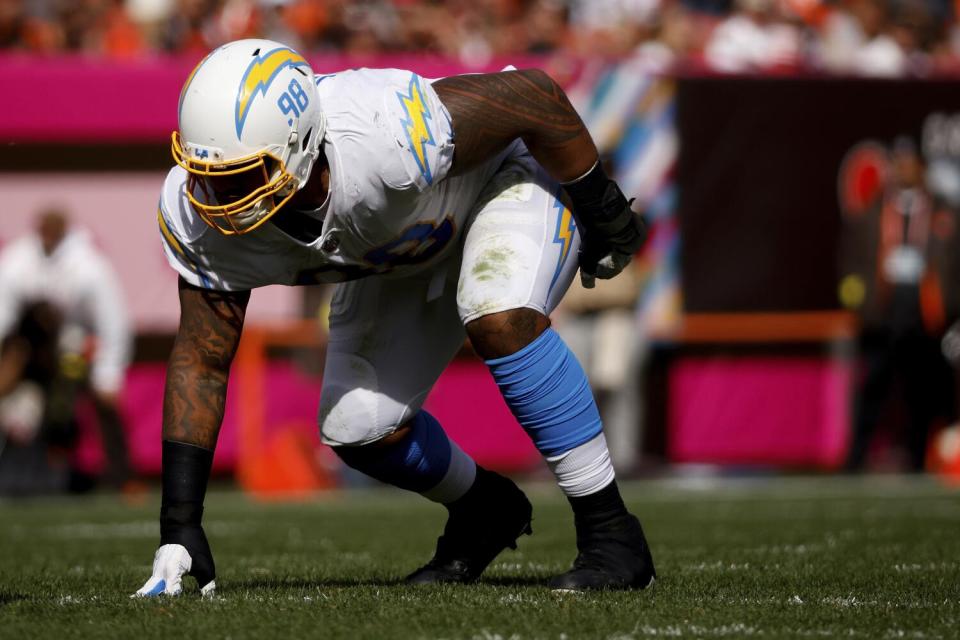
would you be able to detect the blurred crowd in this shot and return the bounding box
[0,0,958,76]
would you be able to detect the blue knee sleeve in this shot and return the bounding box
[486,328,602,457]
[333,411,452,493]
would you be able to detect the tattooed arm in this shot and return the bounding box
[433,70,647,288]
[433,69,598,183]
[164,276,250,448]
[132,277,249,597]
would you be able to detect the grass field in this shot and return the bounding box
[0,475,958,639]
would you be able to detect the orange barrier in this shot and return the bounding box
[674,311,858,344]
[233,320,336,499]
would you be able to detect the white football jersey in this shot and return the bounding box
[158,68,506,291]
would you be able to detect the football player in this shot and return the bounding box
[135,39,654,597]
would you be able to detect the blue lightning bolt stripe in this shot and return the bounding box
[234,47,309,139]
[396,74,436,185]
[548,192,576,295]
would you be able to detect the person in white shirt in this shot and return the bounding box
[704,0,802,73]
[0,208,133,490]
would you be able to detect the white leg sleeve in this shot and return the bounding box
[545,433,617,498]
[422,438,477,504]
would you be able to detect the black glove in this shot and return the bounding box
[563,162,648,288]
[159,440,216,590]
[160,503,216,589]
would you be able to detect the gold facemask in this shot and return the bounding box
[171,132,298,235]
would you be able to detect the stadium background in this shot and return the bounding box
[2,1,960,638]
[5,0,960,488]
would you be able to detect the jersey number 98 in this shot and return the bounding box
[364,218,455,269]
[277,78,310,124]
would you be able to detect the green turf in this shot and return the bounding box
[0,476,958,639]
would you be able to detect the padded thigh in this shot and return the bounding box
[456,151,581,325]
[319,147,582,446]
[318,267,465,446]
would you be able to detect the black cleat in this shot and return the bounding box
[406,468,533,585]
[549,514,656,591]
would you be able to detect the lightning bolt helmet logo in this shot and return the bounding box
[235,47,310,139]
[172,39,325,235]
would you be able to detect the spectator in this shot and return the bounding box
[525,0,569,54]
[0,0,957,74]
[0,0,57,51]
[630,4,696,71]
[840,139,958,472]
[96,0,147,58]
[817,0,916,76]
[0,208,134,492]
[158,0,221,54]
[704,0,803,72]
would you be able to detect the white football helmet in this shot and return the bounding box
[172,39,325,235]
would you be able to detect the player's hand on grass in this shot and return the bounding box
[133,543,216,598]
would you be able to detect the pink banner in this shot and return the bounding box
[74,359,540,476]
[4,53,550,142]
[0,173,302,331]
[668,356,851,467]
